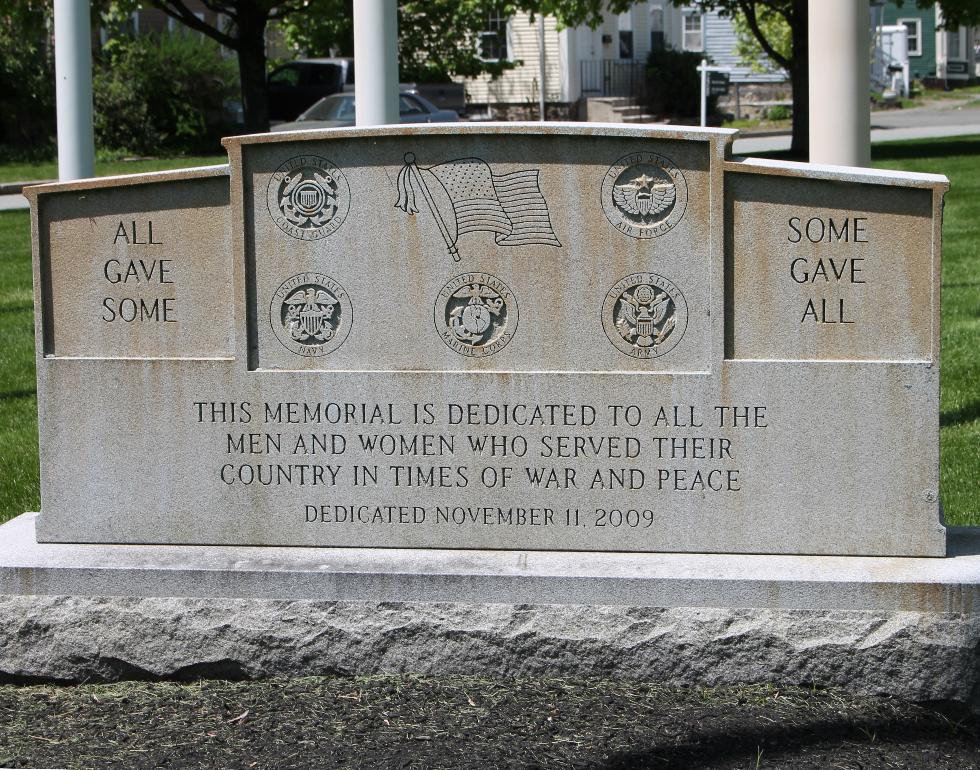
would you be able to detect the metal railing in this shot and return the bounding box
[580,59,647,99]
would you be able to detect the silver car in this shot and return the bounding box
[272,92,460,131]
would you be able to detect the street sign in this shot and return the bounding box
[708,71,730,97]
[696,60,731,127]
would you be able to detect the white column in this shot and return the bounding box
[538,15,547,121]
[808,0,871,167]
[353,0,398,126]
[558,28,580,103]
[54,0,95,181]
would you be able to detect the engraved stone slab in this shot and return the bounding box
[26,125,948,556]
[32,167,233,360]
[725,160,937,361]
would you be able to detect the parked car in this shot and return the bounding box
[271,92,460,131]
[268,58,354,122]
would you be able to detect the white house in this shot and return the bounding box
[457,3,786,119]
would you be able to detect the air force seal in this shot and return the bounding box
[267,155,350,240]
[601,152,687,239]
[602,273,688,359]
[270,272,352,356]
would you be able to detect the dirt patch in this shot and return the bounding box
[0,677,977,769]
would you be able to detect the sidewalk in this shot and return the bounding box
[732,121,980,154]
[0,193,28,211]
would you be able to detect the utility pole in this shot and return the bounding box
[54,0,95,181]
[353,0,399,126]
[808,0,871,166]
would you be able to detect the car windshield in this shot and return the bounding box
[301,95,355,121]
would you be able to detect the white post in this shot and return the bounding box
[539,14,547,121]
[54,0,95,181]
[699,58,707,127]
[353,0,398,126]
[808,0,871,167]
[558,28,580,104]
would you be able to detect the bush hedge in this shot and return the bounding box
[94,33,239,156]
[645,47,717,121]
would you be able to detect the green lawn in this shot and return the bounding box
[870,138,980,526]
[0,138,978,526]
[0,155,225,185]
[0,209,37,519]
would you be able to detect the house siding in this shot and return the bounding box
[459,12,563,106]
[881,3,937,79]
[702,10,786,83]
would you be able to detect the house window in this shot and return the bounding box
[683,13,703,52]
[619,31,634,59]
[898,18,922,56]
[948,28,962,59]
[479,13,508,61]
[649,6,665,52]
[167,12,205,36]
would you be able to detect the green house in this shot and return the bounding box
[879,1,976,83]
[881,3,937,79]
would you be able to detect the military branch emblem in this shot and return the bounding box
[601,152,688,239]
[396,153,561,262]
[267,155,350,240]
[434,273,518,358]
[270,272,352,356]
[601,273,688,359]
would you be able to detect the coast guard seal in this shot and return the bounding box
[601,152,687,239]
[267,155,350,240]
[270,272,352,356]
[601,273,688,359]
[434,273,518,358]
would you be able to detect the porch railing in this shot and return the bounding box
[580,59,647,99]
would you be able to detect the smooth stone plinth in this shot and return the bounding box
[1,513,978,708]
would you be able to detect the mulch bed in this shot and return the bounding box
[1,676,978,769]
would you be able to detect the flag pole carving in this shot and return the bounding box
[395,153,561,262]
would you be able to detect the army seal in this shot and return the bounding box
[601,152,687,239]
[267,155,350,240]
[434,273,518,358]
[601,273,688,359]
[270,272,352,356]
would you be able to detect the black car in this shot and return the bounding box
[268,58,354,122]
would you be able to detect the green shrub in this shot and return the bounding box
[94,33,238,155]
[766,104,791,121]
[645,47,717,120]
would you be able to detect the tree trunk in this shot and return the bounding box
[789,0,809,158]
[236,14,270,134]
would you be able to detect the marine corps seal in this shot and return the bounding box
[601,273,688,359]
[434,273,518,358]
[270,272,352,356]
[601,152,687,239]
[267,155,350,240]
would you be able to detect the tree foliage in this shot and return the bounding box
[0,1,54,152]
[676,0,807,155]
[731,5,790,75]
[915,0,980,29]
[140,0,320,133]
[281,1,522,83]
[93,33,238,155]
[281,0,643,84]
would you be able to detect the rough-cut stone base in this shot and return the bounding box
[3,596,978,707]
[2,513,979,709]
